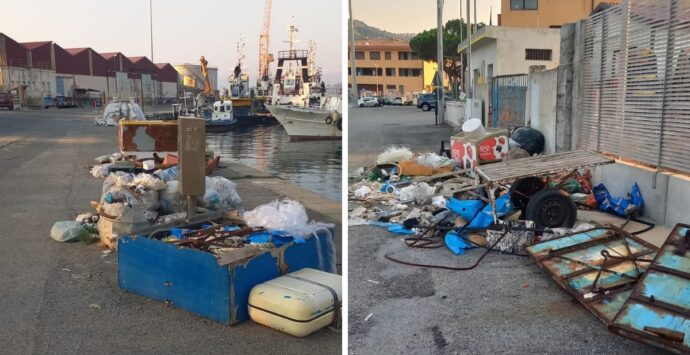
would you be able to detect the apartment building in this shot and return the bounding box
[499,0,622,28]
[347,39,425,98]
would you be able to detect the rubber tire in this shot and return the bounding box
[525,188,577,230]
[359,104,364,107]
[509,177,546,210]
[336,119,342,131]
[325,116,333,124]
[422,103,430,111]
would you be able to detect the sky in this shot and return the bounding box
[351,0,502,34]
[0,0,342,89]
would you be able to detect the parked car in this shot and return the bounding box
[0,92,14,110]
[416,93,437,111]
[55,95,77,108]
[392,97,407,105]
[416,93,450,111]
[358,96,379,107]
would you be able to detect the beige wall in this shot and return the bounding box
[347,46,424,97]
[500,0,621,28]
[1,66,56,105]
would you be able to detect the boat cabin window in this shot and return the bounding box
[286,79,295,86]
[225,105,231,111]
[219,105,225,112]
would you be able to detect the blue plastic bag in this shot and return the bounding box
[388,223,415,235]
[446,198,485,221]
[468,194,514,229]
[444,230,475,255]
[593,182,643,217]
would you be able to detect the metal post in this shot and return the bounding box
[349,0,358,104]
[149,0,156,117]
[437,0,445,124]
[466,0,472,98]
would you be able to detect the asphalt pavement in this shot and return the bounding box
[347,106,664,354]
[0,108,340,354]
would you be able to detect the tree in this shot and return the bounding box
[409,19,484,99]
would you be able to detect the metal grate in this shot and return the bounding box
[578,0,690,173]
[491,74,528,129]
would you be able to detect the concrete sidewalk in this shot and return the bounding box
[0,109,340,354]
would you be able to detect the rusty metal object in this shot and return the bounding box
[526,226,658,324]
[119,121,178,153]
[609,224,690,353]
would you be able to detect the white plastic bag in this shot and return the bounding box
[50,221,88,242]
[91,164,110,178]
[132,173,166,191]
[243,199,334,237]
[198,176,243,211]
[159,180,185,214]
[354,185,372,198]
[398,183,436,202]
[376,146,413,164]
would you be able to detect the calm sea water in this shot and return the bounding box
[205,123,342,201]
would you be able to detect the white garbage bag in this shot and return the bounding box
[243,199,334,237]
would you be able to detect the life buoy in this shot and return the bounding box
[336,119,342,131]
[325,116,333,125]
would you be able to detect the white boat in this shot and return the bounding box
[205,100,237,132]
[267,96,341,140]
[266,18,340,140]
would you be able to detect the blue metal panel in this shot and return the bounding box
[283,229,336,273]
[56,78,64,96]
[118,236,231,324]
[229,252,280,324]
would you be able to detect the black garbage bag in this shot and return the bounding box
[510,127,545,155]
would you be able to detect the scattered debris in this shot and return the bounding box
[366,279,380,284]
[89,303,102,310]
[364,313,374,322]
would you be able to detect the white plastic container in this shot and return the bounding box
[248,268,341,337]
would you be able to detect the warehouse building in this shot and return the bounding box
[0,32,178,108]
[174,63,219,95]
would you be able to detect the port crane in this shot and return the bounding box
[257,0,273,96]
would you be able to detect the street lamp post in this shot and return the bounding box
[375,64,379,97]
[436,0,445,125]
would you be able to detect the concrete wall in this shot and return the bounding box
[525,68,558,155]
[592,161,690,229]
[159,81,178,100]
[1,66,56,105]
[495,27,561,75]
[467,39,497,124]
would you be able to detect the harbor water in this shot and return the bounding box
[205,123,342,201]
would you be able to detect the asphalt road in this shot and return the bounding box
[0,108,340,354]
[347,106,663,354]
[348,105,454,175]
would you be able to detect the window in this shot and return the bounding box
[385,68,395,76]
[398,52,413,60]
[358,67,382,76]
[348,67,351,75]
[398,68,422,77]
[385,51,392,60]
[399,85,404,93]
[355,51,364,60]
[525,48,552,61]
[511,0,537,10]
[370,51,381,60]
[386,85,396,90]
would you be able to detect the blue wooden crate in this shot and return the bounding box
[118,229,336,325]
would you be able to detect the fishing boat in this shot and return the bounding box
[266,18,341,140]
[225,35,275,127]
[267,96,341,140]
[205,100,237,133]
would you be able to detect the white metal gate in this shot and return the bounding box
[578,0,690,173]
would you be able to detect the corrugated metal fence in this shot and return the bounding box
[578,0,690,173]
[491,74,528,129]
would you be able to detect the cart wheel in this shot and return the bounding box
[525,189,577,230]
[509,177,546,210]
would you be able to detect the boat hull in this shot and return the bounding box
[266,105,342,140]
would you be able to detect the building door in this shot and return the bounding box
[56,77,64,96]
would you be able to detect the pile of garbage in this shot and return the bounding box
[93,100,146,126]
[349,144,644,258]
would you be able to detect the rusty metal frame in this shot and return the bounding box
[526,226,658,324]
[609,223,690,353]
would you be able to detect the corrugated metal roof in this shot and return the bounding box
[21,41,51,50]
